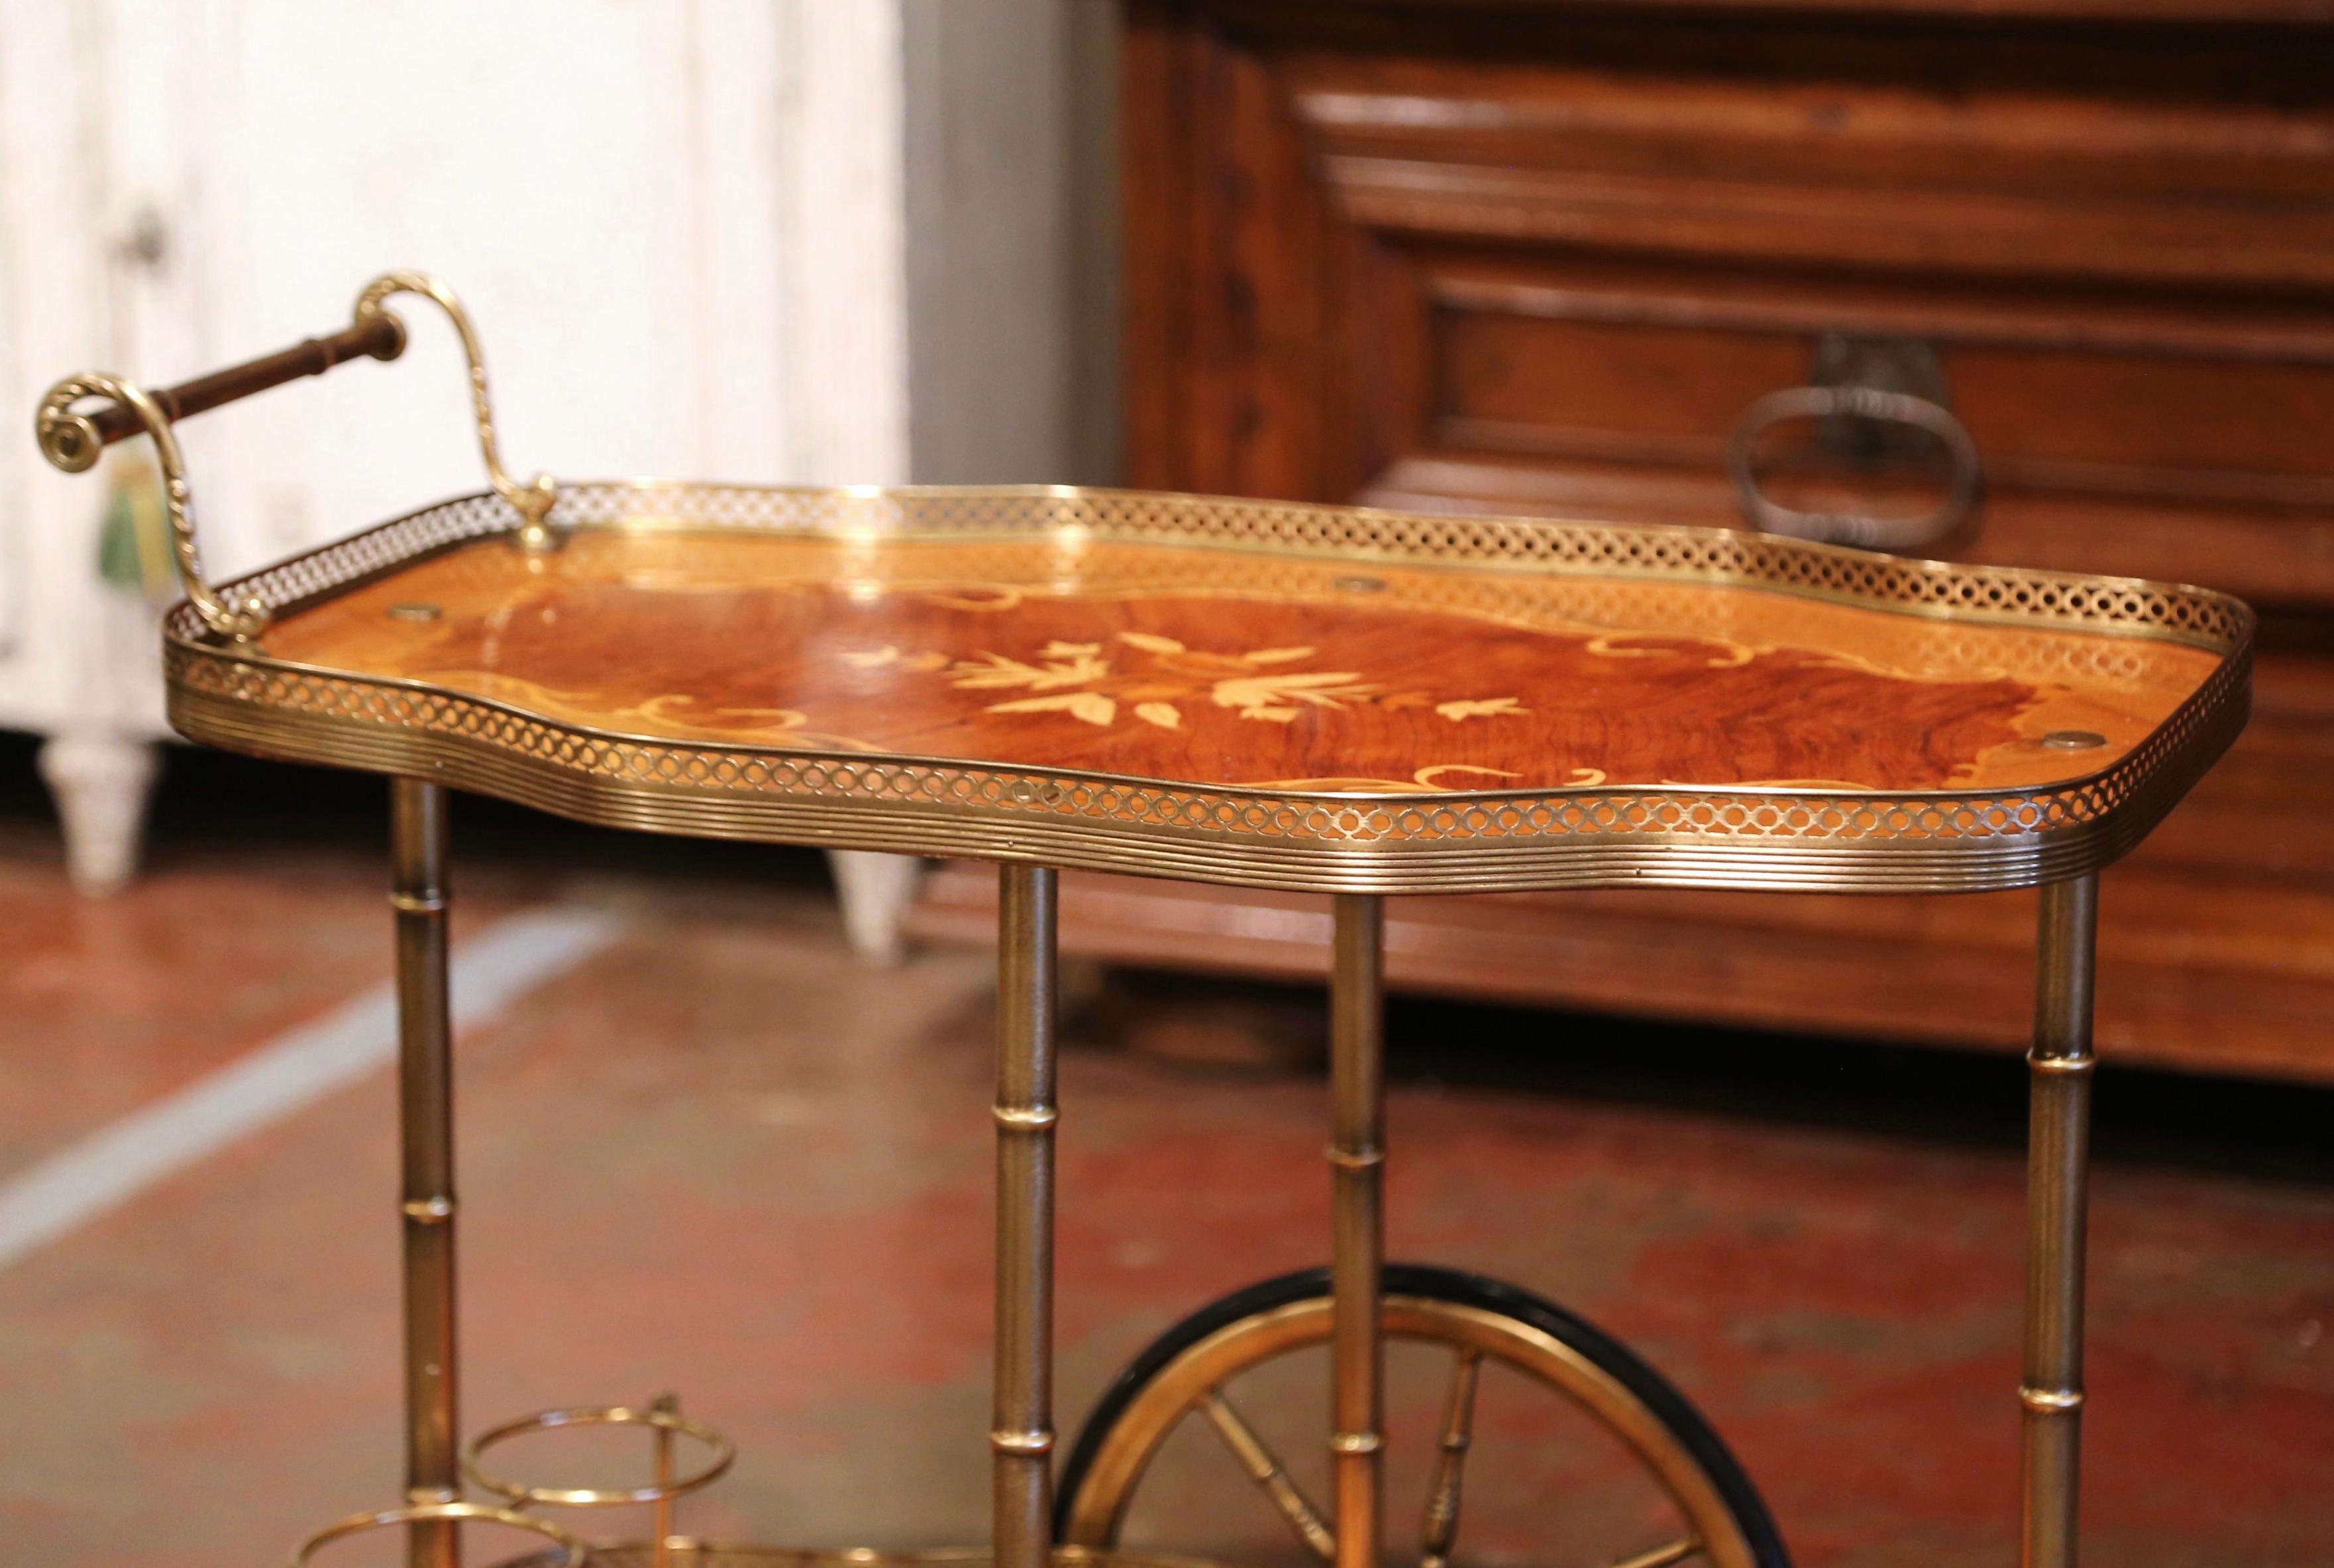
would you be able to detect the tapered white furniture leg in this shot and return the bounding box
[38,731,158,895]
[827,849,924,967]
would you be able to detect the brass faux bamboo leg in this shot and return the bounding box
[994,865,1060,1568]
[2023,873,2098,1568]
[1329,894,1386,1568]
[392,778,460,1568]
[653,1392,680,1568]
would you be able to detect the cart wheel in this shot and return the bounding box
[1057,1265,1789,1568]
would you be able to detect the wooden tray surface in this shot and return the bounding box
[162,484,2250,895]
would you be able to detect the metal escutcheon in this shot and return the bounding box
[1728,382,1981,552]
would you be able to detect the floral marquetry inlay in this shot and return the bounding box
[873,629,1530,739]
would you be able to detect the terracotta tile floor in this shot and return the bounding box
[1,740,2330,1567]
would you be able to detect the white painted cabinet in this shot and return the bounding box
[0,0,1099,951]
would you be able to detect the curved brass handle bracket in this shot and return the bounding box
[354,270,561,553]
[36,372,269,643]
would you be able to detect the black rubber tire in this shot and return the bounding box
[1055,1263,1791,1568]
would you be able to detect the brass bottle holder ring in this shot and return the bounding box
[290,1500,585,1568]
[33,269,558,647]
[284,1398,732,1566]
[463,1402,739,1510]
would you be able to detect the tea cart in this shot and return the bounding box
[36,275,2251,1568]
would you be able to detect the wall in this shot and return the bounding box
[904,0,1118,486]
[0,0,1114,898]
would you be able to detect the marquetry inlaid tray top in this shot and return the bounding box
[164,483,2250,896]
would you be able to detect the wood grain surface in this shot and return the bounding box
[259,528,2217,798]
[1108,0,2316,1074]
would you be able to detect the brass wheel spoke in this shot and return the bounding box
[1418,1347,1483,1568]
[1198,1389,1338,1563]
[1605,1538,1702,1568]
[1057,1294,1766,1568]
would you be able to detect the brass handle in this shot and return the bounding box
[34,270,557,645]
[37,316,406,468]
[1728,384,1980,551]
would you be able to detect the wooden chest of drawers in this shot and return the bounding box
[920,0,2334,1080]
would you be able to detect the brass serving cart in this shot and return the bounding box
[36,275,2251,1568]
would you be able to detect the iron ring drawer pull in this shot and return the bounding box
[1728,384,1981,552]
